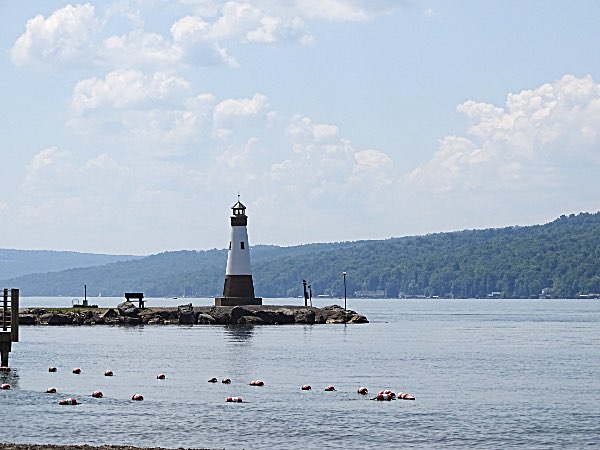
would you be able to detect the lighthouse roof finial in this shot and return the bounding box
[232,195,246,216]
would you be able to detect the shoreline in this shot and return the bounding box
[0,445,216,450]
[18,302,368,326]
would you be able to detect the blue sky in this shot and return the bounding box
[1,0,600,255]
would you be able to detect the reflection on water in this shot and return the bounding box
[223,324,255,342]
[0,367,20,389]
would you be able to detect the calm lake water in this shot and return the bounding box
[1,298,599,449]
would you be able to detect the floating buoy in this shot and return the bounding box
[378,389,396,399]
[226,396,243,403]
[397,392,415,400]
[59,397,78,405]
[46,387,57,394]
[104,370,113,377]
[1,384,10,390]
[376,393,393,401]
[249,380,264,386]
[72,368,81,374]
[208,377,218,383]
[222,378,231,384]
[301,385,312,391]
[48,367,57,373]
[91,391,103,398]
[324,385,336,391]
[357,387,368,395]
[131,393,144,401]
[0,366,10,372]
[157,373,166,380]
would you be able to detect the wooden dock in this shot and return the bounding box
[0,288,19,367]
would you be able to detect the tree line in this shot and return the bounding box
[3,212,600,299]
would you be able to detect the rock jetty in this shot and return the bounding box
[18,301,368,326]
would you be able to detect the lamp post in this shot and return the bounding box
[343,272,347,310]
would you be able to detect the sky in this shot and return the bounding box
[1,0,600,255]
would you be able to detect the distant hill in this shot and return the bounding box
[2,212,600,298]
[0,248,142,280]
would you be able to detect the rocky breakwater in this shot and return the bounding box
[18,302,368,326]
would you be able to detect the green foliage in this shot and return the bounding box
[2,212,600,298]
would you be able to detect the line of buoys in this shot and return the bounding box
[59,397,78,405]
[357,387,368,395]
[249,380,264,386]
[222,378,231,384]
[48,367,57,372]
[131,393,144,401]
[91,391,103,398]
[324,385,336,391]
[157,373,166,379]
[0,366,10,372]
[226,396,243,403]
[46,387,57,393]
[397,392,416,400]
[301,385,312,391]
[208,377,218,383]
[72,368,81,374]
[1,384,10,390]
[104,370,113,377]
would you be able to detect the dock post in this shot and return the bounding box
[11,289,19,342]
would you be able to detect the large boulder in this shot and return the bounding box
[293,309,316,324]
[47,314,73,325]
[237,315,264,325]
[348,314,369,323]
[19,314,38,325]
[209,307,232,324]
[178,303,196,325]
[254,309,295,325]
[197,313,217,324]
[117,301,139,317]
[119,316,143,325]
[101,308,118,319]
[230,306,255,323]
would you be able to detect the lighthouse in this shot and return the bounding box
[214,198,262,306]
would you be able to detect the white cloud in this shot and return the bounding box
[70,69,190,115]
[407,74,600,193]
[294,0,399,21]
[213,93,269,124]
[10,3,100,67]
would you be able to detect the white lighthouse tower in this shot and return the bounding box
[214,197,262,306]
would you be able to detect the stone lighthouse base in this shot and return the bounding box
[214,297,263,306]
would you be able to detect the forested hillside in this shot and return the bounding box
[2,212,600,298]
[0,248,141,280]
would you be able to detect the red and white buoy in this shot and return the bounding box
[104,370,113,377]
[72,368,81,374]
[1,384,10,390]
[249,380,264,386]
[226,396,243,403]
[131,394,144,401]
[91,391,103,398]
[397,391,416,400]
[222,378,231,384]
[46,387,57,394]
[208,377,218,383]
[301,385,312,391]
[48,367,57,372]
[324,385,336,391]
[59,397,78,405]
[357,387,368,395]
[157,373,166,380]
